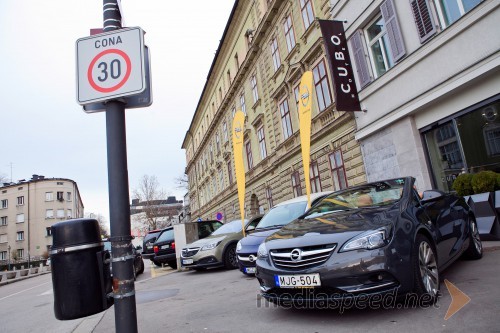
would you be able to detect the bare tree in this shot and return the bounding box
[86,212,110,238]
[132,175,171,232]
[174,174,189,192]
[0,173,8,184]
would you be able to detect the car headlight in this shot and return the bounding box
[201,241,221,251]
[257,242,268,259]
[340,229,389,252]
[236,240,242,252]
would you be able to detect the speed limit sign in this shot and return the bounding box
[76,27,146,105]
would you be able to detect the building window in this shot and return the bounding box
[291,171,302,197]
[284,14,296,52]
[279,98,293,140]
[46,227,52,237]
[240,93,246,115]
[300,0,315,30]
[410,0,438,43]
[227,161,233,184]
[0,251,6,260]
[246,140,254,170]
[257,126,267,160]
[313,59,332,112]
[17,231,24,241]
[17,249,24,259]
[46,209,54,219]
[210,144,214,163]
[251,75,259,103]
[57,209,65,219]
[1,199,7,209]
[365,15,395,78]
[45,192,53,201]
[232,106,236,118]
[57,191,64,201]
[17,196,24,206]
[223,121,228,142]
[67,192,72,201]
[16,214,24,223]
[329,150,348,190]
[436,0,482,27]
[218,168,224,190]
[234,53,240,70]
[266,187,274,209]
[310,160,322,193]
[293,83,300,112]
[227,70,232,85]
[270,37,281,71]
[1,216,7,226]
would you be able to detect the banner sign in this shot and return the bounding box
[298,71,313,209]
[232,110,247,236]
[318,20,361,112]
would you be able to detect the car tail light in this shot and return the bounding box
[171,242,175,250]
[153,245,159,254]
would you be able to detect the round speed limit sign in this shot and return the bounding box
[76,27,146,105]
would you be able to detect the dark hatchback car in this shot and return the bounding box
[256,177,482,306]
[142,229,163,261]
[152,227,177,268]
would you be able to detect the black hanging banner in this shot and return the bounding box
[318,20,361,112]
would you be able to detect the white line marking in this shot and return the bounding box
[0,282,51,301]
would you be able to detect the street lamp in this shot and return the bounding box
[7,245,11,271]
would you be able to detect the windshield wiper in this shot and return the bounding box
[255,224,284,230]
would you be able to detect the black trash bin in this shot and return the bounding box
[50,218,113,320]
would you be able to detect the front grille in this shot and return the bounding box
[237,253,257,266]
[182,247,200,258]
[270,244,336,270]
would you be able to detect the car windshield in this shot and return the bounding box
[256,201,308,229]
[305,179,405,218]
[156,229,174,242]
[211,219,247,235]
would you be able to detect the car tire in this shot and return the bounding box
[223,244,238,270]
[464,218,483,260]
[152,259,161,267]
[413,234,440,302]
[167,261,177,269]
[138,259,145,274]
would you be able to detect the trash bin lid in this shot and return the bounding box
[51,218,102,249]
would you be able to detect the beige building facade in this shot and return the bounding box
[0,175,84,261]
[182,0,366,222]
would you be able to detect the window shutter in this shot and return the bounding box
[381,0,406,62]
[410,0,437,43]
[349,30,372,88]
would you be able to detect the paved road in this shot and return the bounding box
[1,247,499,333]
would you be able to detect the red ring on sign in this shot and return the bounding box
[87,49,132,93]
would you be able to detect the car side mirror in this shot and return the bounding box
[421,190,445,203]
[246,225,256,233]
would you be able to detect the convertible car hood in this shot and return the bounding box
[241,229,278,246]
[266,207,396,247]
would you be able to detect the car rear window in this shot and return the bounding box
[156,229,174,242]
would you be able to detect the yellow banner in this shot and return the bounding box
[298,71,313,209]
[232,110,246,236]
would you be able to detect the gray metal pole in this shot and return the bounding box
[103,1,138,332]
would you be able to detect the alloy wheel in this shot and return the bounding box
[228,247,238,268]
[418,241,439,296]
[471,221,482,254]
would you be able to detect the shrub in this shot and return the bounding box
[471,171,497,194]
[452,173,474,196]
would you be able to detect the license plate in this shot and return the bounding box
[275,273,321,288]
[245,267,256,274]
[161,245,170,249]
[182,259,193,265]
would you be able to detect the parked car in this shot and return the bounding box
[236,192,332,275]
[152,227,177,268]
[103,240,145,279]
[146,220,224,266]
[181,215,263,271]
[256,177,483,306]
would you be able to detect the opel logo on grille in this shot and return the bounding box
[290,249,302,261]
[248,255,256,262]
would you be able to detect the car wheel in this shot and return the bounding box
[413,234,439,301]
[138,259,145,274]
[464,218,483,260]
[167,261,177,269]
[152,259,161,267]
[223,244,238,269]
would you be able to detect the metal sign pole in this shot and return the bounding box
[103,1,138,332]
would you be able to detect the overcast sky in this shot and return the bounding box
[0,1,235,223]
